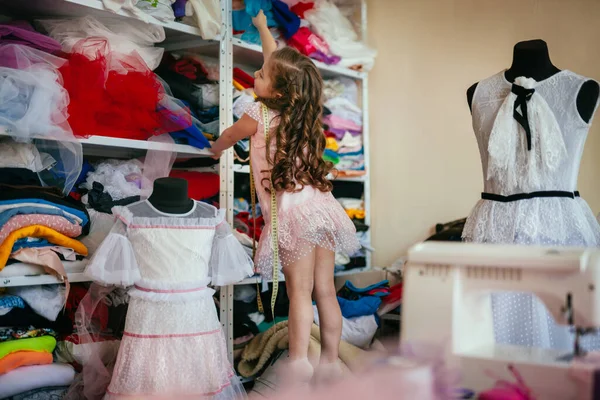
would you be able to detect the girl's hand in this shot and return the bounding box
[252,10,267,29]
[209,142,222,159]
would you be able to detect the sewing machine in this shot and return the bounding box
[401,242,600,399]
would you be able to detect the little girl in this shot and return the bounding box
[211,11,360,386]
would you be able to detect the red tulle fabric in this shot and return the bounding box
[59,39,190,140]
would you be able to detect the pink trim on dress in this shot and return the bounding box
[122,329,221,339]
[133,285,206,294]
[105,372,235,397]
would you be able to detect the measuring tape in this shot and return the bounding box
[249,104,280,317]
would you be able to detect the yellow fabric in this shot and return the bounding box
[237,321,365,378]
[345,208,365,220]
[326,137,339,151]
[232,80,245,91]
[0,225,88,270]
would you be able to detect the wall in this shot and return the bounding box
[367,0,600,267]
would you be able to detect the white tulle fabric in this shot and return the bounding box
[304,0,376,70]
[82,200,251,399]
[38,16,165,70]
[84,222,141,287]
[464,70,600,351]
[0,44,82,194]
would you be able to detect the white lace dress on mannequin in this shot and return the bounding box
[463,70,600,351]
[85,200,253,399]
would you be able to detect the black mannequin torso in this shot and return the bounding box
[467,39,599,123]
[147,177,194,214]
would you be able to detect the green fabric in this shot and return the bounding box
[0,335,56,359]
[258,316,288,333]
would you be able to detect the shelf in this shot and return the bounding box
[0,0,208,44]
[231,39,366,80]
[0,272,91,288]
[0,260,90,288]
[235,266,372,285]
[233,164,366,182]
[80,136,211,158]
[164,38,366,80]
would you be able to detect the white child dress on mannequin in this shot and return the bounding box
[85,199,253,399]
[463,70,600,351]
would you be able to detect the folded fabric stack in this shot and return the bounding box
[0,289,76,399]
[0,140,90,283]
[323,78,365,176]
[0,283,127,398]
[335,197,368,270]
[102,0,222,40]
[232,0,376,71]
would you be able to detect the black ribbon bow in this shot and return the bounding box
[511,84,535,151]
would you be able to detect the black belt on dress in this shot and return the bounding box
[482,190,580,203]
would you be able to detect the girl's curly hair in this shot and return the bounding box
[256,47,333,193]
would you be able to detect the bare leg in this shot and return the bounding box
[313,246,341,364]
[281,248,316,385]
[312,246,343,385]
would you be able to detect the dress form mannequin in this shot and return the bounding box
[467,39,600,122]
[147,177,194,214]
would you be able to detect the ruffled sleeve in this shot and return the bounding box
[84,217,140,287]
[209,211,254,286]
[243,101,262,122]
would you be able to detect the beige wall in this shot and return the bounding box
[367,0,600,267]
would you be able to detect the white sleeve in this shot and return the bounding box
[84,219,141,287]
[209,220,254,286]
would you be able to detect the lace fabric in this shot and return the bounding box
[255,189,361,279]
[464,70,600,351]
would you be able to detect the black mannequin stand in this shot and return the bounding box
[467,39,599,123]
[147,177,194,214]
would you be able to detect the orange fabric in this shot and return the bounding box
[0,351,53,374]
[0,225,88,269]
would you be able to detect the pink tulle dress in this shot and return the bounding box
[84,200,253,399]
[245,102,360,279]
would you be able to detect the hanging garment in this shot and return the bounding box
[82,200,252,398]
[463,70,600,351]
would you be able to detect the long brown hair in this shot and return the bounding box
[256,47,333,193]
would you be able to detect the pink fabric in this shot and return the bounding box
[133,285,206,294]
[244,102,360,277]
[123,329,220,338]
[0,214,82,244]
[65,284,120,400]
[107,334,235,397]
[10,247,70,299]
[266,364,438,400]
[323,114,362,132]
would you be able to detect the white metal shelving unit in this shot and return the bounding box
[0,0,371,367]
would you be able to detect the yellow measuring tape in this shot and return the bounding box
[249,104,280,317]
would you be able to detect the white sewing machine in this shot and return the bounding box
[401,242,600,399]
